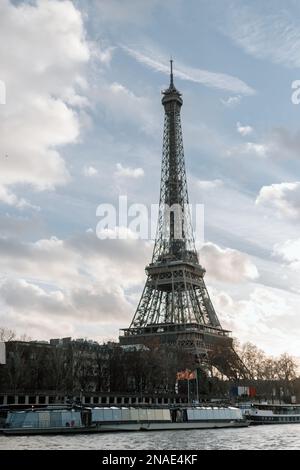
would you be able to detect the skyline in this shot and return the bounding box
[1,0,300,356]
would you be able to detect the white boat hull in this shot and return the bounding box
[95,420,248,432]
[2,420,248,435]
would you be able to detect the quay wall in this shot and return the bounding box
[0,392,186,407]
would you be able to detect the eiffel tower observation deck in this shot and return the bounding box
[119,61,246,378]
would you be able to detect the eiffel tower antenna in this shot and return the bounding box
[170,57,174,87]
[120,61,247,379]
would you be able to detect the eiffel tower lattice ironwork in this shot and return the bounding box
[119,61,247,379]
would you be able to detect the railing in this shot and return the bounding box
[120,323,230,337]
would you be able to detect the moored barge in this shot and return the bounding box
[2,405,248,435]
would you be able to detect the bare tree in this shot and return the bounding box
[262,357,278,381]
[238,342,266,380]
[0,327,16,342]
[275,353,297,382]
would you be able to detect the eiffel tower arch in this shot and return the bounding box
[119,61,248,380]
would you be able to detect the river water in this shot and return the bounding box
[0,425,300,450]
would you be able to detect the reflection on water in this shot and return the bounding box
[1,425,300,450]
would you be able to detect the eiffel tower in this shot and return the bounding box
[120,61,247,379]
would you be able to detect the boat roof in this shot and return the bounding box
[252,403,300,407]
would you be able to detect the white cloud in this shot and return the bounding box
[91,43,115,65]
[244,142,266,157]
[197,179,223,190]
[221,2,300,68]
[83,166,98,177]
[220,95,241,107]
[96,226,141,240]
[256,182,300,220]
[0,233,150,290]
[0,231,152,338]
[0,278,71,316]
[0,277,131,323]
[237,121,253,136]
[122,46,255,95]
[115,163,144,178]
[227,127,300,161]
[212,286,300,356]
[0,184,32,209]
[95,81,158,134]
[200,242,259,283]
[0,0,93,202]
[273,239,300,270]
[226,141,267,158]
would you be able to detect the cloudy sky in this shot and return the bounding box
[1,0,300,356]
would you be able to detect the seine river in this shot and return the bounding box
[0,425,300,450]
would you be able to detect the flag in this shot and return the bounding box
[187,370,196,380]
[176,370,187,381]
[176,369,196,381]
